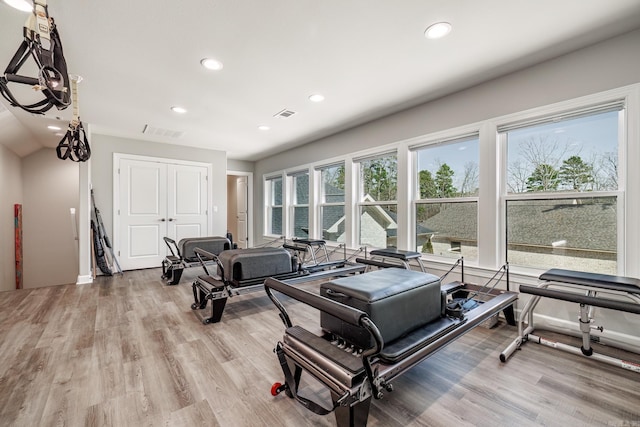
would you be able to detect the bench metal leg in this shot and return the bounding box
[333,394,371,427]
[203,297,227,324]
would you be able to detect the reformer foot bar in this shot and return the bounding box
[191,247,366,324]
[500,268,640,373]
[161,236,231,285]
[266,268,517,427]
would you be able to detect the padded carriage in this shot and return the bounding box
[218,247,296,286]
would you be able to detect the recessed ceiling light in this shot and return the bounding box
[2,0,32,12]
[171,106,187,114]
[424,22,452,39]
[258,125,270,131]
[47,125,61,131]
[200,58,224,71]
[309,94,325,103]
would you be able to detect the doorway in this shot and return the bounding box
[227,171,253,249]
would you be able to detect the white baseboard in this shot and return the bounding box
[76,274,93,285]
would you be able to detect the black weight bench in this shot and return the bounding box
[266,267,517,427]
[161,236,231,285]
[501,268,640,373]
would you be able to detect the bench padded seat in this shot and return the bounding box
[320,268,442,348]
[540,268,640,294]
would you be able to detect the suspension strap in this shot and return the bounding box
[0,0,71,114]
[56,77,91,162]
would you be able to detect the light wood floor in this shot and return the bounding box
[1,268,639,427]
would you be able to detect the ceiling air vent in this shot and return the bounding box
[273,109,297,118]
[142,124,184,139]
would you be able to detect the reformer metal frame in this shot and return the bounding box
[265,276,518,427]
[500,269,640,373]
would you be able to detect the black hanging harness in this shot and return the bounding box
[0,0,71,114]
[56,77,91,162]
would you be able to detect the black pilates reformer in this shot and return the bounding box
[161,236,232,285]
[265,266,518,427]
[500,268,640,373]
[191,246,366,324]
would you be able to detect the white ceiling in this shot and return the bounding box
[1,0,640,161]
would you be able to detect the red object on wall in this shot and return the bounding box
[14,204,22,290]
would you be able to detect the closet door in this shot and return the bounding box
[117,158,210,271]
[167,164,209,242]
[118,159,168,270]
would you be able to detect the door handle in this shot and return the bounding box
[168,218,175,222]
[159,218,166,222]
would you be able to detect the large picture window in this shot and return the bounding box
[265,175,283,236]
[357,153,397,248]
[318,163,346,242]
[413,135,479,260]
[502,104,622,274]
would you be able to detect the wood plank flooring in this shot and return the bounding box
[0,268,638,426]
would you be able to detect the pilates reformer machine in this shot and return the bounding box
[283,239,353,272]
[265,265,518,427]
[161,236,232,285]
[500,268,640,373]
[190,245,366,324]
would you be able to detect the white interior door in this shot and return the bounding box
[118,159,167,270]
[117,157,209,270]
[236,176,248,249]
[167,164,208,242]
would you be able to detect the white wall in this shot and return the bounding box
[0,144,23,292]
[90,134,229,247]
[22,148,79,288]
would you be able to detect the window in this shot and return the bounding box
[502,104,622,274]
[413,135,479,260]
[288,171,309,238]
[265,175,283,236]
[357,153,397,248]
[318,163,346,242]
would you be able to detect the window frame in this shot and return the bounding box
[498,102,626,275]
[356,151,398,248]
[317,163,346,243]
[411,134,480,261]
[264,174,284,237]
[287,170,310,239]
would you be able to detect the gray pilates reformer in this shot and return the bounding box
[266,266,518,427]
[191,246,367,324]
[283,239,353,272]
[161,236,232,285]
[500,268,640,373]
